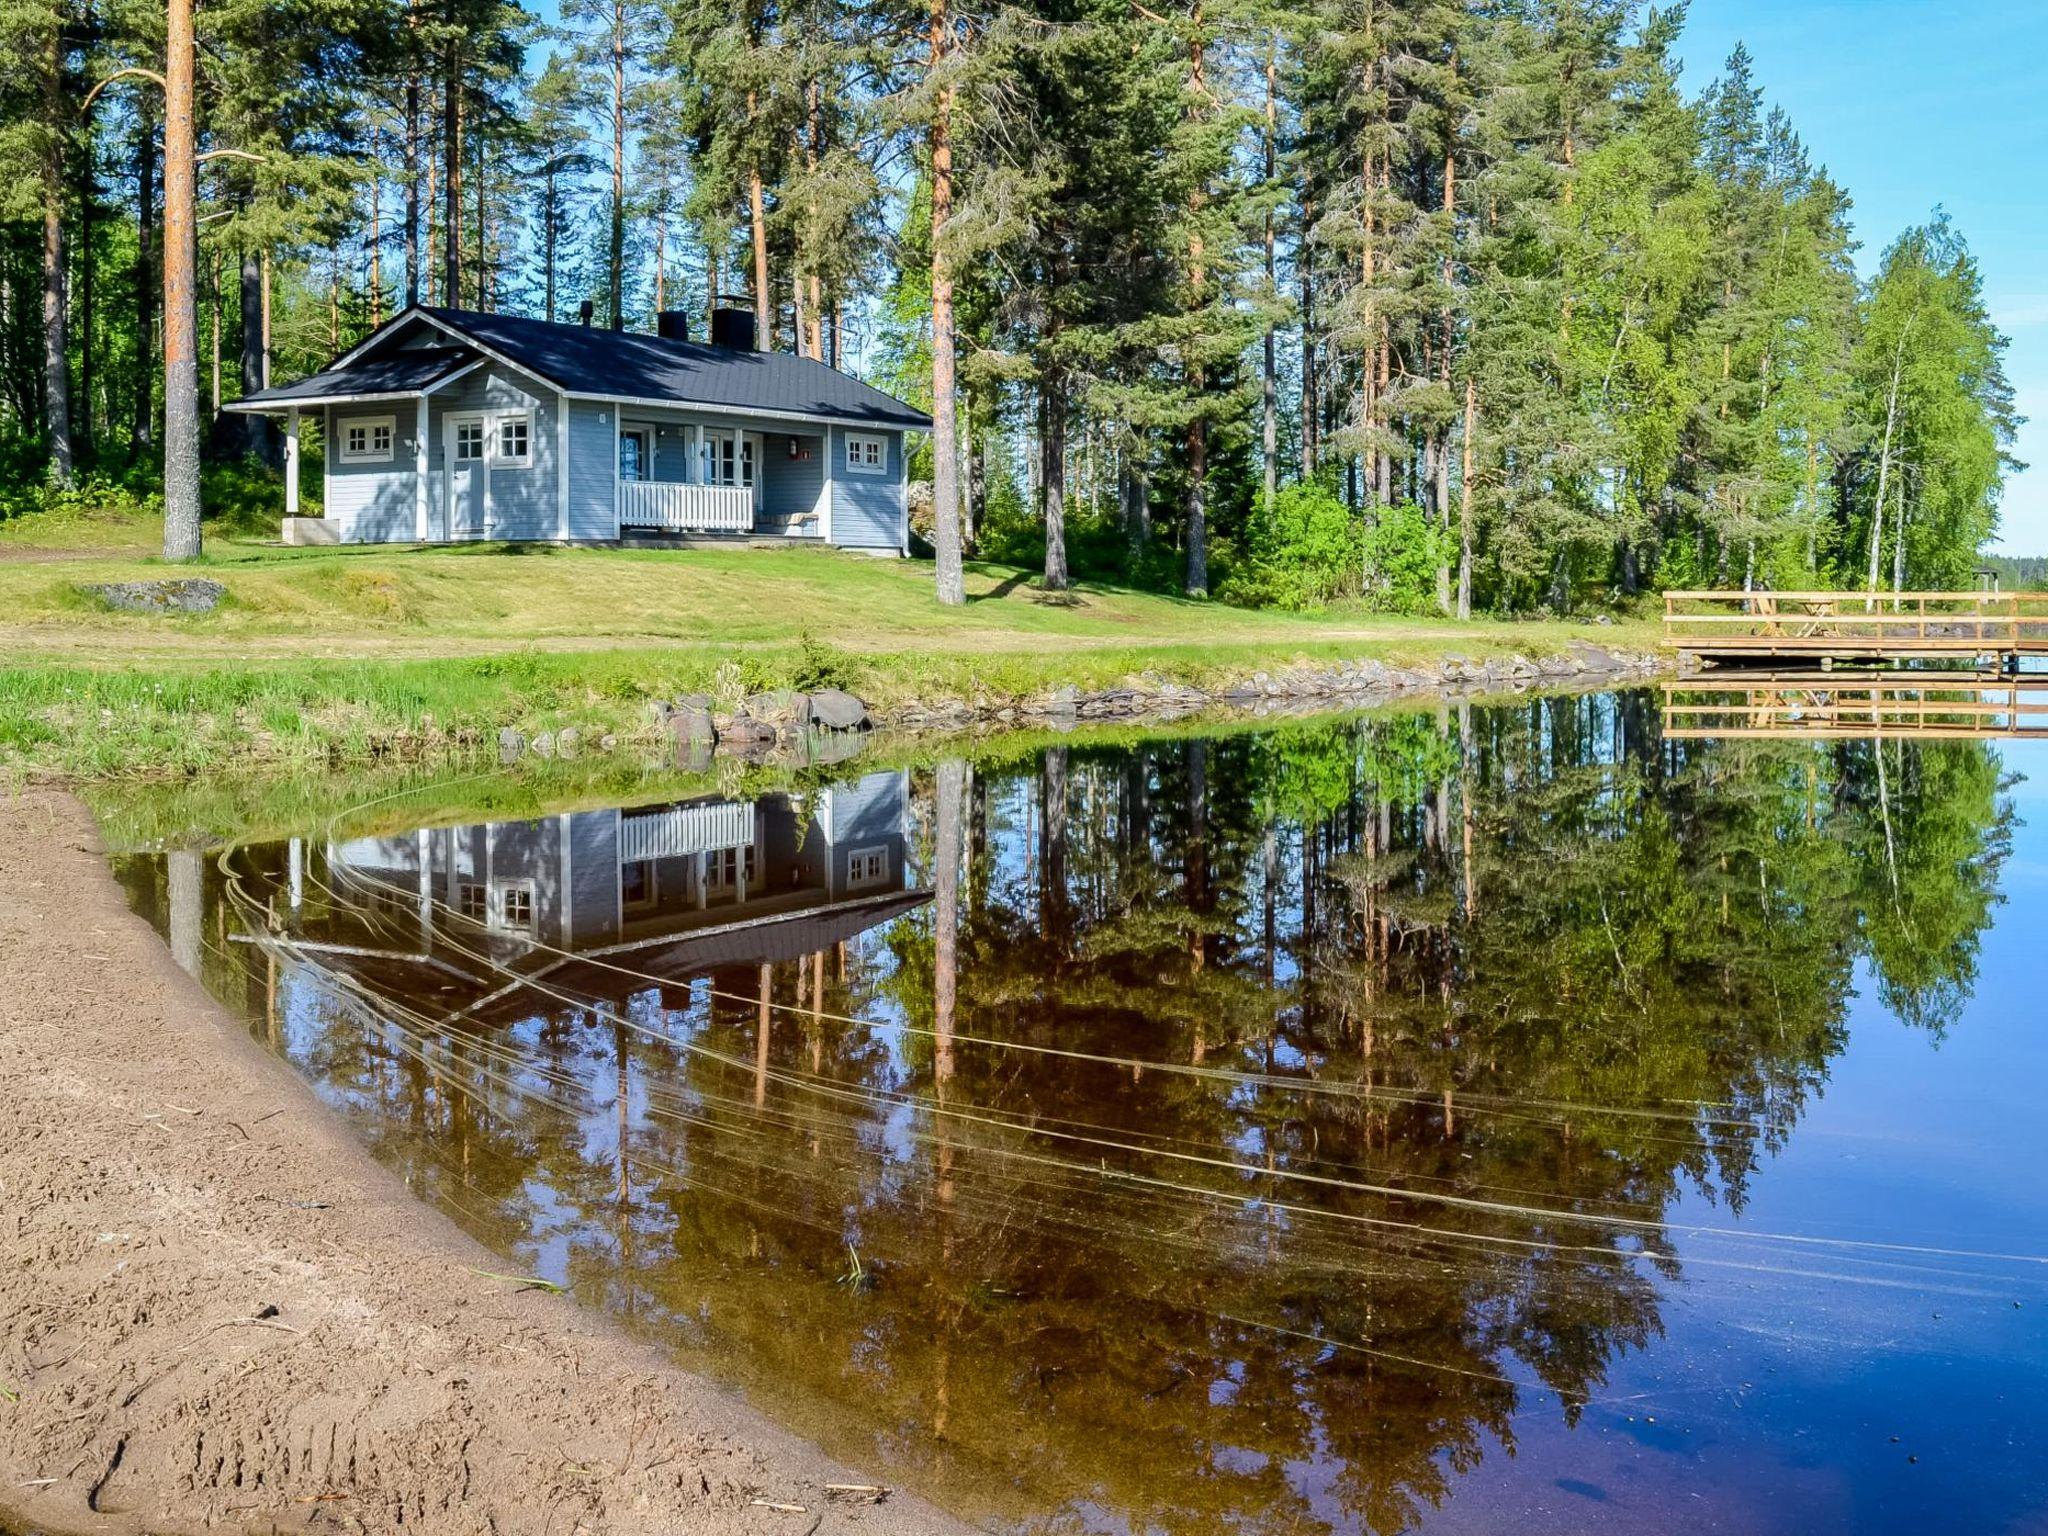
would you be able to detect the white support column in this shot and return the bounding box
[283,408,300,516]
[819,427,835,544]
[556,392,571,541]
[414,396,431,541]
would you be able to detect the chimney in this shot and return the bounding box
[655,309,690,343]
[709,307,757,351]
[578,299,594,327]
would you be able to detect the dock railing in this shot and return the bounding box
[1662,590,2048,661]
[1662,672,2048,741]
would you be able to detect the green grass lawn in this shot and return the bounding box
[0,506,1659,778]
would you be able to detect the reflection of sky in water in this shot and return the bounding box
[113,701,2048,1535]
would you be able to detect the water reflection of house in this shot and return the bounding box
[263,771,926,1019]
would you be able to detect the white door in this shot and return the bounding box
[445,414,488,540]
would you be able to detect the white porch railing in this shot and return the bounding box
[619,801,756,864]
[618,480,755,533]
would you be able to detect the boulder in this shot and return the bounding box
[809,688,870,731]
[666,709,716,745]
[721,716,778,747]
[556,727,582,758]
[498,727,526,764]
[82,578,226,614]
[745,689,813,726]
[530,730,556,759]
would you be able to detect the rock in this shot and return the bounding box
[667,709,716,745]
[530,730,556,759]
[721,716,778,746]
[556,727,581,758]
[745,689,813,726]
[647,700,673,725]
[809,688,870,731]
[1046,684,1081,715]
[82,577,227,614]
[498,727,526,764]
[598,734,617,753]
[673,692,714,713]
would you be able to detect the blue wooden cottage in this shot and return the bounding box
[227,305,929,552]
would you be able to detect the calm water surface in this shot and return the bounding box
[113,690,2048,1534]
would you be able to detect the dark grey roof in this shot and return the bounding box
[237,345,476,405]
[424,307,930,429]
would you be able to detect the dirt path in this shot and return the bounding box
[0,791,976,1536]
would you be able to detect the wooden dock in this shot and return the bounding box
[1663,590,2048,667]
[1662,671,2048,741]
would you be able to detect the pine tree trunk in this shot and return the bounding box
[1042,373,1067,591]
[238,248,273,462]
[403,11,421,309]
[1457,375,1475,620]
[41,22,73,486]
[442,51,462,307]
[368,133,384,326]
[132,99,156,457]
[927,0,964,606]
[1300,184,1317,480]
[161,0,202,560]
[1183,11,1209,597]
[1261,37,1277,515]
[609,0,625,329]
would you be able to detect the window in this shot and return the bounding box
[844,433,887,475]
[339,415,395,464]
[702,431,757,489]
[622,859,657,910]
[495,881,535,933]
[453,420,486,462]
[619,427,650,482]
[458,882,488,923]
[496,414,531,467]
[705,845,757,894]
[845,845,888,890]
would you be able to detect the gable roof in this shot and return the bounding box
[228,345,477,407]
[234,306,932,430]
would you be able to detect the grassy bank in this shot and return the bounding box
[1,506,1658,778]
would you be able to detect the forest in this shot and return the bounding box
[0,0,2025,612]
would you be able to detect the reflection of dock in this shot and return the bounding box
[1663,672,2048,741]
[1664,590,2048,667]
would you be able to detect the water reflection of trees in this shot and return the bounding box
[115,694,2015,1536]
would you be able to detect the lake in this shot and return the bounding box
[110,689,2048,1534]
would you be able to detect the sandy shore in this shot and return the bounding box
[0,791,975,1536]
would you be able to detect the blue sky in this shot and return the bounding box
[1672,0,2048,554]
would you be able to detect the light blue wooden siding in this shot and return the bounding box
[566,400,617,538]
[761,433,825,521]
[829,426,904,551]
[606,406,827,529]
[566,809,623,947]
[323,404,416,542]
[427,367,560,541]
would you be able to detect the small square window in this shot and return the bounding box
[339,415,395,464]
[497,415,530,466]
[845,845,888,890]
[454,421,486,462]
[497,882,534,933]
[458,882,488,922]
[844,433,887,475]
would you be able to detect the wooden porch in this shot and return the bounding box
[1663,590,2048,667]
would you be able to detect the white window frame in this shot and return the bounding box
[492,878,536,934]
[845,845,888,890]
[701,428,757,489]
[338,413,396,465]
[844,432,887,476]
[495,412,533,469]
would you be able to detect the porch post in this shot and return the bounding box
[414,395,430,541]
[283,407,300,515]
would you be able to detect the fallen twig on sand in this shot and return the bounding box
[469,1268,565,1294]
